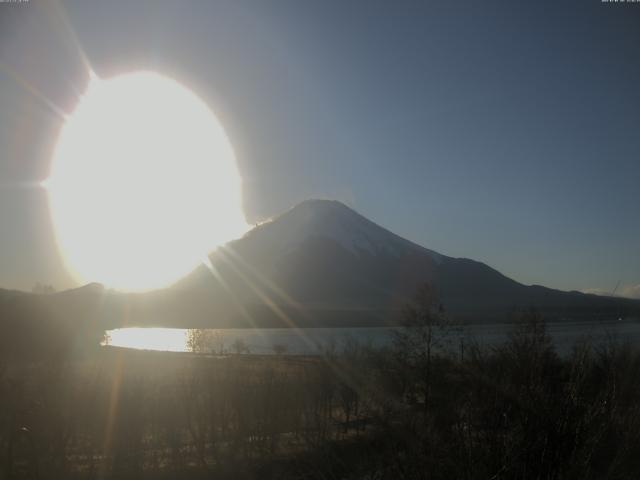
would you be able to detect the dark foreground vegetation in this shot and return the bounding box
[2,308,640,479]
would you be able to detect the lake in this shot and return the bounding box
[104,319,640,355]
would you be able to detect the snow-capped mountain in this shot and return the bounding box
[244,199,443,262]
[172,199,638,327]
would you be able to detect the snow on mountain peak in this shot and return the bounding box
[244,199,444,263]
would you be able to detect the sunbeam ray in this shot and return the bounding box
[201,255,256,328]
[220,244,310,321]
[0,62,68,120]
[46,0,95,78]
[216,247,320,354]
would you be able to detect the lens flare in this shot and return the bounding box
[47,71,247,291]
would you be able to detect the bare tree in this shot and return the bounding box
[393,283,458,413]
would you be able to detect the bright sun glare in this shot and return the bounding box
[46,71,248,291]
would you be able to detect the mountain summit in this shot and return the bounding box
[242,199,443,262]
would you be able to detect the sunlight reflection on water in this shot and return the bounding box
[103,321,640,355]
[104,328,189,352]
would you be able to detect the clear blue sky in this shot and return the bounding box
[0,0,638,296]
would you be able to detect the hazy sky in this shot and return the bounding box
[0,0,638,295]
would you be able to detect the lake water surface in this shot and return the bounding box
[105,320,640,355]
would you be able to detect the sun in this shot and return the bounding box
[46,71,248,291]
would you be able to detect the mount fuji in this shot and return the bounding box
[170,199,638,327]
